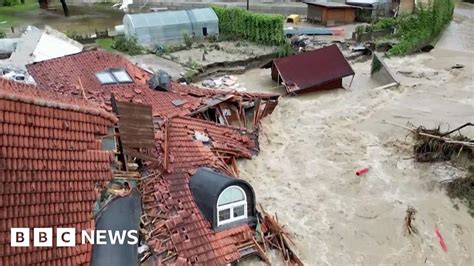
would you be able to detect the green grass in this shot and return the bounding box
[95,38,114,51]
[0,0,38,30]
[1,0,37,11]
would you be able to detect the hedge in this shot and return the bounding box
[212,6,285,45]
[387,0,454,56]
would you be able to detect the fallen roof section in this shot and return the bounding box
[370,53,400,89]
[272,44,355,94]
[8,25,83,69]
[161,116,257,175]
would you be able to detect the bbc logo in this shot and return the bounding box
[11,228,76,247]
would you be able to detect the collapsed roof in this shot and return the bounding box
[1,49,300,265]
[8,25,83,69]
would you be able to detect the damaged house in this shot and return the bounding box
[272,44,355,94]
[0,78,118,265]
[0,49,302,265]
[27,49,278,132]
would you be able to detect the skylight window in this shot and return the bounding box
[111,69,133,83]
[96,72,116,84]
[96,68,133,85]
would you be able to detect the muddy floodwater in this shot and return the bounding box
[237,3,473,265]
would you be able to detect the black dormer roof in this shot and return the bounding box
[189,167,256,229]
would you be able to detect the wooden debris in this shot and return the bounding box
[252,237,271,265]
[403,206,418,236]
[258,204,304,266]
[384,120,473,162]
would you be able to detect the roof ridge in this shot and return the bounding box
[0,79,117,123]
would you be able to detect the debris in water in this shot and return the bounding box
[384,121,473,162]
[356,166,369,176]
[435,227,448,252]
[403,206,418,236]
[451,63,464,69]
[258,204,303,265]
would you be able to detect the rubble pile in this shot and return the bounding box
[201,74,248,91]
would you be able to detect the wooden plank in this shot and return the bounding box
[116,101,152,112]
[252,238,270,265]
[125,149,160,162]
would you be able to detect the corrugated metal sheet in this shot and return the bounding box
[272,44,354,93]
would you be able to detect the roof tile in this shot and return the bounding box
[0,79,115,264]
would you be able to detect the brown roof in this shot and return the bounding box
[273,44,354,93]
[304,1,359,8]
[0,79,117,265]
[26,50,203,118]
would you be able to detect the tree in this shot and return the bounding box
[60,0,69,17]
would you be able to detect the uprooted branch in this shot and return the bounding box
[384,120,473,162]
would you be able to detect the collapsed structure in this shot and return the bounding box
[1,49,300,265]
[272,44,355,94]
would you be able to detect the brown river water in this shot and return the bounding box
[238,2,474,265]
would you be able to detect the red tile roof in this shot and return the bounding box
[26,50,203,118]
[141,116,260,264]
[162,116,257,174]
[142,170,253,265]
[0,79,117,265]
[273,44,354,93]
[21,50,280,264]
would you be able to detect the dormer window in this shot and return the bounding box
[217,186,247,226]
[189,167,256,229]
[96,68,133,85]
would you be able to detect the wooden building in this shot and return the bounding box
[304,1,358,26]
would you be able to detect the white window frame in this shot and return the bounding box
[95,69,133,85]
[217,186,247,226]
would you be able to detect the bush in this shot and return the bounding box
[387,0,454,56]
[277,42,295,58]
[212,6,285,45]
[112,36,143,55]
[182,32,193,48]
[0,32,6,39]
[3,0,19,6]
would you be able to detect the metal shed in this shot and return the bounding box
[123,8,219,46]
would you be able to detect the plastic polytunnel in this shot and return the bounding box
[123,8,219,46]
